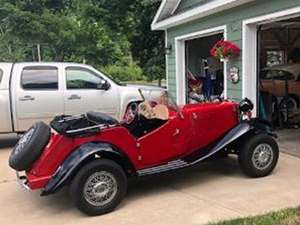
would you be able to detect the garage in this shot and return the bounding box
[152,1,300,158]
[258,16,300,157]
[185,33,224,103]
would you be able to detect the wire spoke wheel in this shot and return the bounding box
[83,171,118,207]
[239,134,279,178]
[251,144,274,170]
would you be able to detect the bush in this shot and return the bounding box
[102,62,145,82]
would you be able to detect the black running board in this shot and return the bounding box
[137,122,251,176]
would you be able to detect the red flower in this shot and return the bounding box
[210,40,240,60]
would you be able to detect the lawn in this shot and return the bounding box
[209,207,300,225]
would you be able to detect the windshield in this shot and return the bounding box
[123,89,182,125]
[99,70,125,86]
[140,89,181,114]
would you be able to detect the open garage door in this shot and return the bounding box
[258,16,300,157]
[185,33,224,104]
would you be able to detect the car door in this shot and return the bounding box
[188,103,238,152]
[63,66,119,118]
[12,64,64,132]
[137,114,188,167]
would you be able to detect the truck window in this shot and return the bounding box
[66,67,105,89]
[21,66,58,90]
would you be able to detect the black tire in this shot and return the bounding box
[238,134,279,178]
[70,159,127,216]
[9,122,50,171]
[279,95,300,122]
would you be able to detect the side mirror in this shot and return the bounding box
[97,80,111,90]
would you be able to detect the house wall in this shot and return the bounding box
[166,0,300,101]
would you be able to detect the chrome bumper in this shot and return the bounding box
[16,172,30,191]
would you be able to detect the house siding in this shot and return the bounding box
[166,0,300,101]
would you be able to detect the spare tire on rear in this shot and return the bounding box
[9,122,51,171]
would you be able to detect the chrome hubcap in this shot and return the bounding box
[252,144,274,170]
[83,171,118,206]
[14,128,34,154]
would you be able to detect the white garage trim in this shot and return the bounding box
[242,6,300,117]
[175,25,227,105]
[165,30,169,90]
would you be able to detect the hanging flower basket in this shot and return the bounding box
[210,40,240,62]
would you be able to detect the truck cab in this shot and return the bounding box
[0,62,155,134]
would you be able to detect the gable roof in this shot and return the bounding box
[152,0,181,26]
[152,0,255,30]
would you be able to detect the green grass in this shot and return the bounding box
[208,207,300,225]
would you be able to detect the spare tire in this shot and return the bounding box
[9,122,51,171]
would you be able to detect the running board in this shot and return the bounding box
[137,123,251,176]
[137,160,188,176]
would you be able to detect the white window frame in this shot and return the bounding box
[175,25,227,105]
[242,6,300,117]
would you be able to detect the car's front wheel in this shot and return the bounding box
[70,159,127,216]
[238,134,279,178]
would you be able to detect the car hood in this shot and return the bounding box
[126,84,166,91]
[119,84,165,102]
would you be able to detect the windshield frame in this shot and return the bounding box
[138,89,183,118]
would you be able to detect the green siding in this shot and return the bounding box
[166,0,300,101]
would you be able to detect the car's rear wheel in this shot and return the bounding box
[70,159,127,216]
[238,134,279,178]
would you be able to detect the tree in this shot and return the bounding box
[0,0,165,83]
[130,0,165,85]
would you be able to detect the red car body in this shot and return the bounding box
[10,96,279,216]
[27,102,238,190]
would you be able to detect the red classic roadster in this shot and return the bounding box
[9,91,279,216]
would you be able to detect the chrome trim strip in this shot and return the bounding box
[66,124,117,134]
[137,159,188,176]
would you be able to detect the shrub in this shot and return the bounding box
[102,62,145,82]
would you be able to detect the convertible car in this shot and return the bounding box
[9,91,279,216]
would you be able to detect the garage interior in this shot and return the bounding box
[258,16,300,157]
[185,33,224,104]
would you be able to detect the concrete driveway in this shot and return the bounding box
[1,135,300,225]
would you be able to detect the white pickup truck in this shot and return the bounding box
[0,62,163,134]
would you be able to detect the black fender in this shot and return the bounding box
[199,119,277,161]
[193,122,252,162]
[41,142,135,196]
[137,121,267,176]
[249,118,277,138]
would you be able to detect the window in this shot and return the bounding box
[265,50,285,67]
[66,67,104,89]
[0,69,3,84]
[21,66,58,90]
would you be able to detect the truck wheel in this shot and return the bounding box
[9,122,50,171]
[70,159,127,216]
[238,134,279,178]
